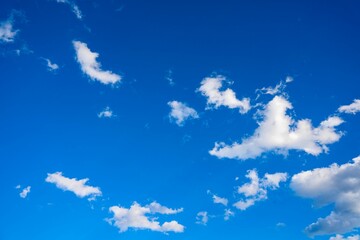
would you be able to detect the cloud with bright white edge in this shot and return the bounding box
[46,172,102,200]
[73,41,121,85]
[210,95,344,160]
[234,169,287,210]
[0,15,18,43]
[19,186,31,198]
[330,235,360,240]
[42,58,59,72]
[56,0,83,20]
[338,99,360,114]
[108,201,184,233]
[168,101,199,126]
[98,106,114,118]
[198,75,251,114]
[291,155,360,237]
[196,211,209,225]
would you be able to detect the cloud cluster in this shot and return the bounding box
[291,156,360,236]
[234,169,287,210]
[46,172,102,200]
[198,76,251,114]
[168,101,199,126]
[56,0,83,20]
[108,201,184,233]
[210,95,344,160]
[0,15,18,43]
[73,41,121,85]
[338,99,360,114]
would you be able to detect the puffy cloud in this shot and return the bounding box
[45,172,102,200]
[198,75,251,114]
[291,156,360,236]
[56,0,83,20]
[19,186,31,198]
[210,95,344,160]
[73,41,121,85]
[196,211,209,225]
[234,169,287,210]
[338,99,360,114]
[168,101,199,126]
[330,235,360,240]
[108,202,184,233]
[98,106,114,118]
[0,15,18,43]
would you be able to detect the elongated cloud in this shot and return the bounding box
[210,95,344,160]
[42,57,59,72]
[73,41,121,85]
[291,156,360,236]
[0,15,18,43]
[19,186,31,198]
[98,106,114,118]
[330,235,360,240]
[198,75,251,114]
[56,0,83,20]
[338,99,360,114]
[168,101,199,126]
[108,202,184,233]
[46,172,102,200]
[234,169,287,210]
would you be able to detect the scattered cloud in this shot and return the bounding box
[98,106,114,118]
[224,209,234,221]
[165,69,175,86]
[196,211,209,225]
[330,235,360,240]
[73,41,121,85]
[198,75,251,114]
[56,0,83,20]
[255,77,293,98]
[210,95,344,160]
[19,186,31,198]
[168,101,199,126]
[42,57,59,72]
[207,190,228,206]
[108,201,184,233]
[276,222,286,228]
[234,169,287,210]
[45,172,102,200]
[0,14,19,43]
[291,156,360,237]
[338,99,360,114]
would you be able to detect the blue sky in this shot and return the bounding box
[1,0,360,239]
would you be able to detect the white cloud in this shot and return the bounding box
[330,235,360,240]
[73,41,121,85]
[234,169,287,210]
[168,101,199,126]
[256,80,287,96]
[196,211,209,225]
[46,172,102,200]
[210,95,344,160]
[0,15,18,43]
[42,58,59,72]
[291,156,360,236]
[98,106,114,118]
[198,75,251,114]
[207,190,228,206]
[224,209,234,221]
[19,186,31,198]
[338,99,360,114]
[56,0,83,20]
[108,202,184,233]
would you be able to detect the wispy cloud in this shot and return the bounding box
[46,172,102,200]
[56,0,83,20]
[73,40,121,85]
[0,13,19,43]
[98,106,114,118]
[168,101,199,126]
[41,57,59,72]
[330,235,360,240]
[195,211,209,225]
[108,201,184,233]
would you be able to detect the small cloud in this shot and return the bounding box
[98,106,114,118]
[56,0,83,20]
[73,40,121,85]
[207,190,228,206]
[338,99,360,114]
[329,235,360,240]
[0,13,19,43]
[276,222,286,228]
[19,186,31,198]
[196,211,209,225]
[224,209,234,221]
[41,57,59,72]
[168,101,199,126]
[165,69,175,86]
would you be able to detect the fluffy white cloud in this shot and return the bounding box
[46,172,102,200]
[198,75,251,114]
[210,95,344,160]
[196,211,209,225]
[234,169,287,210]
[0,15,18,43]
[168,101,199,126]
[19,186,31,198]
[338,99,360,114]
[291,156,360,236]
[108,202,184,233]
[98,106,114,118]
[330,235,360,240]
[73,41,121,85]
[56,0,83,20]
